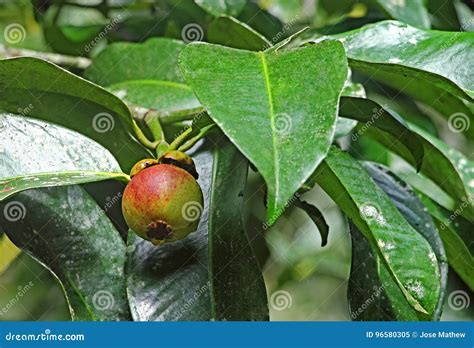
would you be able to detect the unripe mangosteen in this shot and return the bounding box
[122,163,203,245]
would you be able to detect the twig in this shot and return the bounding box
[0,44,91,69]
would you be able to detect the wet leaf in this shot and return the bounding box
[315,147,441,316]
[208,137,268,320]
[0,58,149,172]
[348,163,447,321]
[0,115,130,321]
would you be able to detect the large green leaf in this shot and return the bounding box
[208,16,270,50]
[208,137,268,320]
[86,38,201,118]
[333,21,473,98]
[348,162,447,321]
[0,114,128,200]
[315,147,441,316]
[0,58,149,172]
[0,114,123,177]
[179,41,348,224]
[318,21,474,130]
[1,186,131,321]
[0,115,131,321]
[86,38,186,86]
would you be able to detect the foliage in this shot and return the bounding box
[0,0,472,322]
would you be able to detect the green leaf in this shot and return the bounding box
[417,192,474,291]
[315,147,441,316]
[1,186,131,321]
[0,171,128,201]
[353,163,447,320]
[0,114,123,176]
[373,0,430,29]
[86,38,186,86]
[86,38,201,118]
[208,137,268,320]
[0,115,131,321]
[324,21,474,129]
[0,58,149,172]
[208,16,270,51]
[179,41,348,224]
[339,97,425,170]
[194,0,247,17]
[108,81,201,117]
[334,21,473,98]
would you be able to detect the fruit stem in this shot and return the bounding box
[168,127,193,151]
[177,124,216,152]
[144,112,165,143]
[131,119,159,150]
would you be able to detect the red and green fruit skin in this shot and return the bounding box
[122,164,203,245]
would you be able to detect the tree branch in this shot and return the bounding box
[0,44,91,69]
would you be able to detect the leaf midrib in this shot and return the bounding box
[109,79,193,91]
[257,52,280,199]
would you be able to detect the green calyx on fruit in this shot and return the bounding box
[122,163,203,246]
[158,150,199,179]
[130,158,159,177]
